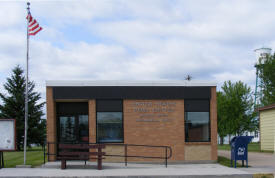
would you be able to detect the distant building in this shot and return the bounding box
[218,131,259,145]
[258,103,275,152]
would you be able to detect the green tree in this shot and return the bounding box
[217,91,230,145]
[255,54,275,106]
[217,81,257,139]
[0,65,45,150]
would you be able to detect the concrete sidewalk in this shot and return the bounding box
[219,150,275,175]
[0,162,253,178]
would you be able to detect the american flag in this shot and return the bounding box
[26,13,42,36]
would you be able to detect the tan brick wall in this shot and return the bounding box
[185,145,211,160]
[103,145,125,162]
[46,87,56,161]
[123,100,185,161]
[46,86,218,162]
[210,86,218,161]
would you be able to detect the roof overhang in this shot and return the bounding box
[46,80,217,87]
[258,103,275,111]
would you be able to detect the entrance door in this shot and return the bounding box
[59,115,89,143]
[59,116,76,143]
[56,102,89,158]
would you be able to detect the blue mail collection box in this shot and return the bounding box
[230,136,253,168]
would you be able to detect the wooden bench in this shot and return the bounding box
[57,144,106,170]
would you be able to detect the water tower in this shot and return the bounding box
[254,47,272,107]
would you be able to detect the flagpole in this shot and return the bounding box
[24,2,30,165]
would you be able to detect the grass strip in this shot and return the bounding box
[218,143,274,153]
[253,174,274,178]
[218,156,246,167]
[3,147,47,168]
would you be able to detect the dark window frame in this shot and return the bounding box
[96,99,124,143]
[184,100,211,142]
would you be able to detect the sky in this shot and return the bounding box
[1,0,275,113]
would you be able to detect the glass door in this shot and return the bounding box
[58,115,89,158]
[59,116,77,143]
[59,115,89,143]
[78,115,89,143]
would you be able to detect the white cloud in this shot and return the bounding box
[1,0,275,112]
[212,69,256,85]
[0,2,24,28]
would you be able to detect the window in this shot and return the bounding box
[254,131,259,138]
[96,100,123,143]
[185,100,210,142]
[97,112,123,143]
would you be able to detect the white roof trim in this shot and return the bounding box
[46,80,216,87]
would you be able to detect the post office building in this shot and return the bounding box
[46,80,217,163]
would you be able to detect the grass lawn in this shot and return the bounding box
[218,156,243,167]
[2,147,47,168]
[218,143,264,152]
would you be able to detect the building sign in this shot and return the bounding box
[0,119,16,151]
[131,101,177,122]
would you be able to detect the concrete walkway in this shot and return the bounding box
[219,150,275,174]
[0,162,253,178]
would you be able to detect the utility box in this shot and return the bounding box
[230,136,253,168]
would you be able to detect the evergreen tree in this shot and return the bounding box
[0,65,45,150]
[255,54,275,106]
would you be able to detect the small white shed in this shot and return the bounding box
[259,104,275,152]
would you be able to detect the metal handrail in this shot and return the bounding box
[44,142,172,167]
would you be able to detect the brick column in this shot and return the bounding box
[210,86,218,161]
[89,100,96,161]
[46,87,56,161]
[88,100,96,143]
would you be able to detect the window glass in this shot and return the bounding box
[59,116,76,143]
[59,115,89,144]
[254,131,258,138]
[185,112,210,142]
[79,115,89,142]
[97,112,123,143]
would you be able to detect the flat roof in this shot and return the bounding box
[46,80,217,87]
